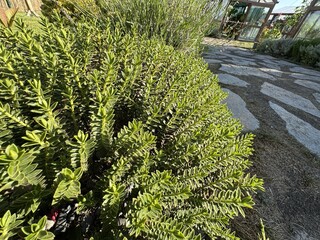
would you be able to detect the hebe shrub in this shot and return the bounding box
[0,16,263,239]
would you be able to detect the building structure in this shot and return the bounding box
[220,0,278,42]
[267,6,297,38]
[269,6,296,22]
[292,0,320,39]
[0,0,43,13]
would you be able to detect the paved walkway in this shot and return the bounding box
[204,46,320,156]
[203,45,320,240]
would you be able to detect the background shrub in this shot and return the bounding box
[260,24,282,41]
[0,15,263,239]
[289,38,320,65]
[85,0,222,54]
[256,38,320,68]
[41,0,99,22]
[256,39,294,56]
[298,44,320,67]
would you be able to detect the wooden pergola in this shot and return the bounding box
[0,0,42,13]
[220,0,278,42]
[290,0,320,39]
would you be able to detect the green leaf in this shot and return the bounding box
[0,146,44,189]
[37,216,47,231]
[0,211,22,239]
[52,168,82,205]
[22,216,54,240]
[37,230,55,240]
[5,144,19,160]
[0,211,12,227]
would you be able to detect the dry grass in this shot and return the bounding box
[203,37,254,49]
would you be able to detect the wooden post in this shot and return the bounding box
[219,0,233,33]
[255,2,276,42]
[219,0,278,42]
[290,0,320,38]
[5,0,12,8]
[25,0,39,16]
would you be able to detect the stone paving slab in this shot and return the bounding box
[260,60,282,70]
[277,59,301,67]
[220,64,277,80]
[290,66,320,77]
[314,93,320,103]
[202,51,228,58]
[270,102,320,156]
[232,50,255,57]
[251,54,278,62]
[218,73,249,87]
[228,58,258,67]
[222,88,259,132]
[261,82,320,118]
[290,73,320,82]
[205,58,222,64]
[259,68,284,77]
[294,80,320,92]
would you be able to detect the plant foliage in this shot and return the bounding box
[256,38,320,68]
[0,15,263,239]
[77,0,221,53]
[260,24,282,41]
[41,0,98,23]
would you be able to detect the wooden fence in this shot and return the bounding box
[0,0,42,12]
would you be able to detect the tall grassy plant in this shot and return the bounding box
[41,0,99,22]
[93,0,221,53]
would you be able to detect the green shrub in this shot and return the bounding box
[299,44,320,67]
[256,38,320,68]
[89,0,222,54]
[260,26,282,41]
[256,39,294,56]
[0,16,263,239]
[289,38,320,64]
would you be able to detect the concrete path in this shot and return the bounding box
[203,45,320,240]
